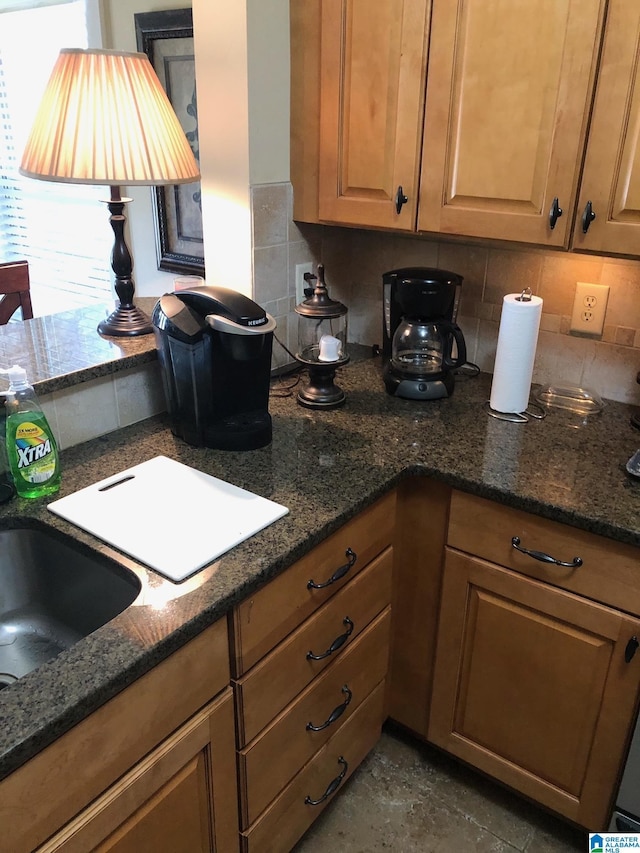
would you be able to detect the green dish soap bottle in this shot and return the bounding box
[1,364,60,498]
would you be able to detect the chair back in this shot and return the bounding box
[0,260,33,324]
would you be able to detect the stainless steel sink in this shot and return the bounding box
[0,527,141,689]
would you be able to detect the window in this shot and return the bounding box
[0,0,112,317]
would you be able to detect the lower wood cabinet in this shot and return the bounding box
[0,619,237,853]
[37,690,238,853]
[231,493,396,852]
[429,546,640,830]
[386,486,640,832]
[239,607,391,826]
[387,477,449,737]
[241,681,386,853]
[6,481,640,851]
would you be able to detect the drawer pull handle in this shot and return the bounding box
[307,617,354,661]
[511,536,583,568]
[307,548,357,590]
[304,756,348,806]
[625,636,639,663]
[307,685,353,732]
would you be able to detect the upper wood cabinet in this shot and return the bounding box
[291,0,431,228]
[418,0,604,246]
[292,0,640,255]
[317,0,430,229]
[572,0,640,255]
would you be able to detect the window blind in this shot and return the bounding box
[0,0,112,316]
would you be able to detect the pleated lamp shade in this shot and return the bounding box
[20,48,200,186]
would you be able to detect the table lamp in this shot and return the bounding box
[19,48,200,336]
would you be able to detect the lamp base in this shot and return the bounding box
[97,188,153,337]
[98,303,153,337]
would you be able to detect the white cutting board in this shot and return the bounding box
[48,455,289,582]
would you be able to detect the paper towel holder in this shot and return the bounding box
[485,286,546,423]
[483,400,546,423]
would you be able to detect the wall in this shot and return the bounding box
[100,0,192,298]
[190,0,302,364]
[190,0,289,298]
[40,363,165,450]
[289,228,640,406]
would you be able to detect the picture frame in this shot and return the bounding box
[134,8,204,277]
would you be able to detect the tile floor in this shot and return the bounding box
[294,725,588,852]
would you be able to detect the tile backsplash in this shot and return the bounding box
[40,363,166,450]
[252,182,640,405]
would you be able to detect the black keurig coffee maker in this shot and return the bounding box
[382,267,466,400]
[152,286,275,450]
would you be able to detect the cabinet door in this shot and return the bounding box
[317,0,430,229]
[573,1,640,255]
[429,549,640,831]
[418,0,605,245]
[39,690,239,853]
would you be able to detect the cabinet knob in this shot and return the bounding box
[581,200,596,233]
[548,197,563,230]
[625,636,639,663]
[395,185,409,214]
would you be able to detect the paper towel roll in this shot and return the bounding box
[489,293,543,414]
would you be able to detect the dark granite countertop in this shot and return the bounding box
[1,354,639,783]
[0,298,158,395]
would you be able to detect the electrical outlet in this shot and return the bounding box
[295,262,315,305]
[570,281,609,336]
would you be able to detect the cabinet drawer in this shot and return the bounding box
[239,607,390,827]
[235,545,392,746]
[231,491,396,675]
[448,490,640,615]
[241,680,386,853]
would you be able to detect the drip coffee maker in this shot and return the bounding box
[382,267,466,400]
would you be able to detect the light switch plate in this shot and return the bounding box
[570,282,609,337]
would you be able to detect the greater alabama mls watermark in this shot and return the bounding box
[590,833,640,851]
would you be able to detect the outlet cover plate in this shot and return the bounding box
[570,282,609,337]
[295,262,314,305]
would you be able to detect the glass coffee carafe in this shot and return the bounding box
[391,317,466,378]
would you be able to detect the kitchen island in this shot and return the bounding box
[1,331,639,846]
